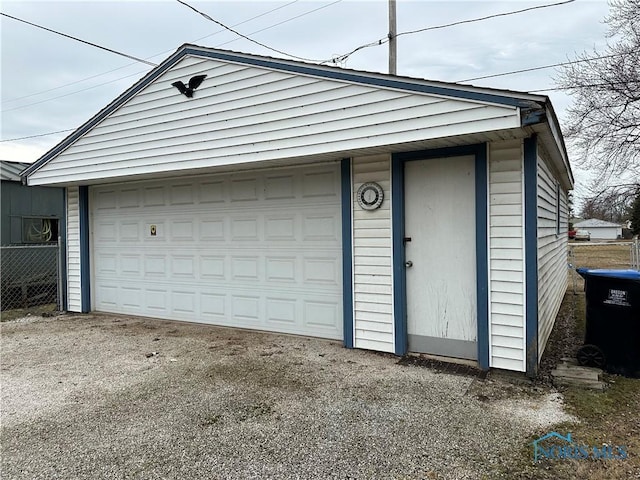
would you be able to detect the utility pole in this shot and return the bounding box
[388,0,397,75]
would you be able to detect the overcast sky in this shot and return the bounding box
[1,0,611,197]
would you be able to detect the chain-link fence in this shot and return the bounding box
[632,238,640,271]
[1,242,62,311]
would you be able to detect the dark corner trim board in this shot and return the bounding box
[524,135,539,377]
[60,188,68,311]
[474,145,489,370]
[341,159,354,349]
[391,144,489,370]
[79,186,91,314]
[391,155,407,356]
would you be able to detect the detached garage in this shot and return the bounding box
[23,44,572,376]
[573,218,623,240]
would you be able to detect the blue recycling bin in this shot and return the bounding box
[576,268,640,377]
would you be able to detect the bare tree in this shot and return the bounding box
[579,182,637,223]
[556,0,640,188]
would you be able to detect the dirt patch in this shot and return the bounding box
[399,355,487,379]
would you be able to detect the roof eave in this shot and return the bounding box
[520,97,573,190]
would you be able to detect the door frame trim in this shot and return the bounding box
[391,144,489,369]
[341,158,354,349]
[79,185,91,314]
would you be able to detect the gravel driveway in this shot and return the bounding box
[1,313,574,479]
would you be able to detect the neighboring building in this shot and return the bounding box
[22,45,572,376]
[573,219,623,240]
[1,160,66,310]
[1,161,65,245]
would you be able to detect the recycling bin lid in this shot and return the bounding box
[576,268,640,280]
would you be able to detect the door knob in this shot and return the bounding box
[405,260,413,268]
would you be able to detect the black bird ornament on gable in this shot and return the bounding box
[172,74,207,98]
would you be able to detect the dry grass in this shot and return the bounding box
[0,303,58,322]
[567,243,634,296]
[569,242,634,270]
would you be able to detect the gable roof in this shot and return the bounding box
[1,161,31,182]
[574,218,622,228]
[23,44,572,188]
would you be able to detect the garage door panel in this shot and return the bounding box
[201,255,226,279]
[91,165,342,340]
[95,189,117,210]
[119,188,140,208]
[171,255,196,279]
[265,256,297,283]
[199,180,225,204]
[266,297,298,325]
[95,253,117,275]
[170,220,195,241]
[170,184,194,205]
[146,288,169,313]
[121,286,143,310]
[120,222,140,241]
[265,215,296,240]
[304,299,340,330]
[265,174,295,200]
[303,213,340,241]
[144,186,165,206]
[121,254,141,276]
[200,218,225,240]
[302,170,339,198]
[231,256,260,281]
[231,217,260,241]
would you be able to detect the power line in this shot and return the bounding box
[215,0,342,49]
[530,81,633,93]
[397,0,575,38]
[1,0,343,135]
[2,69,153,113]
[0,12,158,67]
[200,0,301,40]
[457,53,624,83]
[1,64,145,105]
[331,0,576,64]
[0,129,74,143]
[175,0,327,63]
[1,1,302,106]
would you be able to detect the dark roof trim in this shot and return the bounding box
[186,47,540,108]
[24,44,549,179]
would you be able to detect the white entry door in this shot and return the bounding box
[404,156,477,359]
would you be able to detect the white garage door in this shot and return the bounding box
[91,165,343,340]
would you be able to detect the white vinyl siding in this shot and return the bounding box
[66,186,81,312]
[29,56,521,186]
[352,154,394,353]
[488,140,525,371]
[537,152,569,359]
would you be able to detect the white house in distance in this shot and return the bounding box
[573,219,623,240]
[23,45,572,377]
